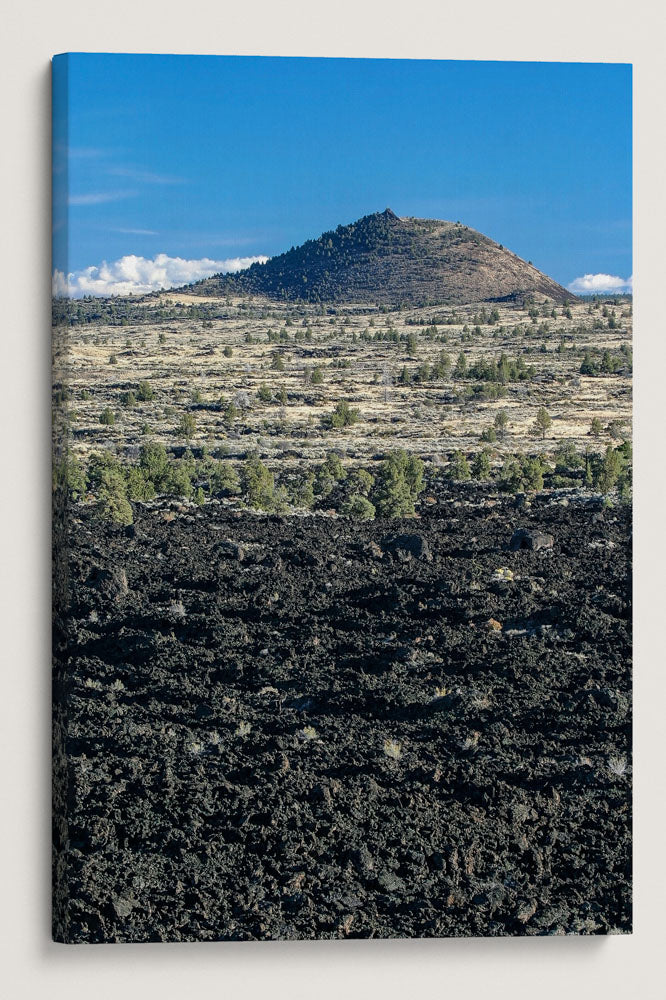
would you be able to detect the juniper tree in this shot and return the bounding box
[242,454,274,509]
[448,450,471,481]
[211,461,241,495]
[177,412,197,440]
[472,448,492,481]
[136,380,154,401]
[373,450,425,518]
[494,409,509,440]
[139,441,169,489]
[340,495,376,521]
[328,400,359,429]
[533,407,552,440]
[454,351,468,378]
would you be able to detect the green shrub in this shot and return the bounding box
[494,409,509,439]
[293,471,316,509]
[554,441,584,474]
[222,400,238,426]
[594,444,625,494]
[533,407,552,439]
[434,351,451,378]
[373,449,425,518]
[99,407,115,426]
[97,490,133,525]
[498,452,546,493]
[166,464,193,498]
[86,450,123,492]
[179,448,197,477]
[315,466,334,497]
[136,380,154,401]
[211,461,241,495]
[522,456,544,492]
[65,455,87,499]
[95,465,132,525]
[328,400,359,429]
[177,412,197,439]
[499,456,523,493]
[448,450,471,481]
[324,452,347,480]
[140,441,169,489]
[453,351,467,377]
[257,383,272,402]
[341,494,376,520]
[125,466,156,501]
[472,448,492,480]
[242,454,274,509]
[347,468,375,495]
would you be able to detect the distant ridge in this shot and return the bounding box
[186,208,574,306]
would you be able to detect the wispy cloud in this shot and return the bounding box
[69,190,137,206]
[106,166,186,185]
[53,252,269,298]
[112,227,160,236]
[568,272,633,294]
[55,144,108,159]
[70,147,106,159]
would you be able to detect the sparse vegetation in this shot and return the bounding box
[328,400,360,429]
[57,291,631,522]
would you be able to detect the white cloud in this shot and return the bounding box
[69,191,137,206]
[112,227,160,236]
[106,167,186,185]
[52,252,268,298]
[568,273,633,294]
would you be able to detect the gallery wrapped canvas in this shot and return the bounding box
[52,53,632,942]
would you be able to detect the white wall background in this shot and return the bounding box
[1,2,665,997]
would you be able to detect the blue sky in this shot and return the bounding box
[53,54,632,296]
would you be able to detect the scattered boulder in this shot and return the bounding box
[362,541,384,560]
[381,533,432,562]
[509,528,554,552]
[85,565,129,601]
[217,539,245,560]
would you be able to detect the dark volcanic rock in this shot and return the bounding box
[381,533,432,562]
[53,491,631,943]
[509,528,554,551]
[84,565,128,600]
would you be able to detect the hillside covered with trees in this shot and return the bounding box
[187,209,574,307]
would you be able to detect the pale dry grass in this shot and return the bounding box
[64,295,632,474]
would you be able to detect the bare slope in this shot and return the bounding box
[187,209,573,306]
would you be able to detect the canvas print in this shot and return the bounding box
[52,54,632,942]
